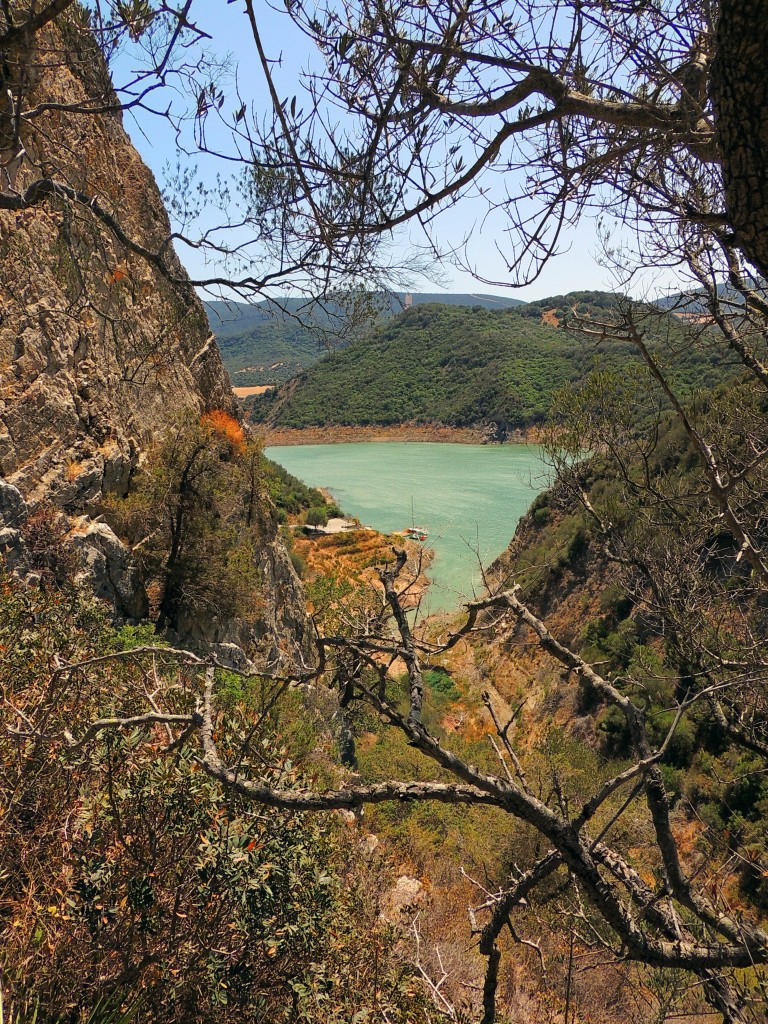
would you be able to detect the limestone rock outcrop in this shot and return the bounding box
[0,479,27,528]
[0,16,311,668]
[0,21,234,513]
[69,518,148,622]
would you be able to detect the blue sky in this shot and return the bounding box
[115,0,677,303]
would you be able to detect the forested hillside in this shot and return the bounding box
[489,375,768,931]
[250,301,733,433]
[517,289,626,322]
[206,299,333,386]
[208,292,523,386]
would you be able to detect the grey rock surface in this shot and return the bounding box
[0,526,27,575]
[0,25,236,515]
[0,479,28,528]
[0,21,311,670]
[70,519,148,621]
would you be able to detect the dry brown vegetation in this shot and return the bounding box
[293,528,433,611]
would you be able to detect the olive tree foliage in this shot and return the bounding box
[2,0,767,296]
[250,0,765,286]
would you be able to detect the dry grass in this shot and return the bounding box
[293,528,433,609]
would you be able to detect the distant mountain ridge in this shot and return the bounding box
[207,284,753,391]
[205,291,595,388]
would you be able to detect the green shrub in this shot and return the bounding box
[0,571,427,1024]
[305,506,329,527]
[290,550,307,577]
[107,416,263,630]
[598,705,632,757]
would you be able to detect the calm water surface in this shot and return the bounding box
[265,442,549,613]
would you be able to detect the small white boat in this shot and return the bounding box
[402,526,429,541]
[403,498,428,540]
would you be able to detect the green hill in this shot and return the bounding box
[517,289,625,322]
[248,302,734,434]
[206,293,523,387]
[206,299,331,387]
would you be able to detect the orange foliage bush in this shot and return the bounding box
[201,408,245,452]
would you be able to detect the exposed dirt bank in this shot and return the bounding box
[291,527,433,610]
[258,423,544,446]
[233,385,276,398]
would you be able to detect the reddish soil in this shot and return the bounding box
[258,423,541,446]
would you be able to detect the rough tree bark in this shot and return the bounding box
[712,0,768,280]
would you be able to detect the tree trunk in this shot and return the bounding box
[712,0,768,279]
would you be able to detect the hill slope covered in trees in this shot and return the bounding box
[249,301,732,434]
[208,292,524,387]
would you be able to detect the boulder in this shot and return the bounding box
[0,526,27,574]
[211,642,255,671]
[71,519,148,621]
[380,875,426,924]
[0,479,28,528]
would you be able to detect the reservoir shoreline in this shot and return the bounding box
[257,423,544,446]
[265,441,545,613]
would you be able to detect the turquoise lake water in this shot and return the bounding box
[265,442,549,613]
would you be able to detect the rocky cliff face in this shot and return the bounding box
[0,19,233,509]
[0,16,312,669]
